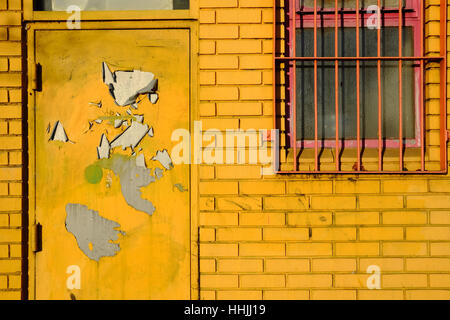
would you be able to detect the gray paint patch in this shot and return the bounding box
[110,120,149,152]
[102,62,158,107]
[65,203,125,262]
[152,149,173,170]
[98,154,156,215]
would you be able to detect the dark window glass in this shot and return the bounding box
[34,0,189,11]
[295,27,416,141]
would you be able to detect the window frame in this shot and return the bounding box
[24,0,198,21]
[273,0,448,174]
[294,0,422,149]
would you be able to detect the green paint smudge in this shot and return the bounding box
[85,164,103,184]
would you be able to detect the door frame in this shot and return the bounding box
[25,20,199,300]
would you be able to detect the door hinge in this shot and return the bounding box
[31,223,42,253]
[31,63,42,92]
[446,130,450,142]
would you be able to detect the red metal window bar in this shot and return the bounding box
[273,0,448,174]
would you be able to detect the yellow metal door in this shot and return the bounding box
[32,28,191,299]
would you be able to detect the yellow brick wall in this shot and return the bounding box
[0,0,23,300]
[0,0,449,300]
[197,0,450,300]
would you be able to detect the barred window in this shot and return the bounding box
[274,0,448,173]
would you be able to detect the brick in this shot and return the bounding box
[8,214,20,227]
[201,290,216,300]
[311,228,356,241]
[0,244,7,257]
[240,24,273,39]
[199,55,238,69]
[199,197,215,211]
[240,275,285,288]
[217,40,261,54]
[202,118,239,130]
[383,180,428,193]
[383,274,428,288]
[0,198,21,212]
[216,71,261,85]
[430,274,450,287]
[312,259,356,272]
[217,259,263,272]
[286,243,332,256]
[429,180,450,192]
[199,10,215,23]
[216,165,261,179]
[359,258,404,272]
[406,227,450,240]
[199,25,239,39]
[216,9,261,23]
[217,197,261,211]
[311,290,356,300]
[287,212,332,226]
[359,227,403,241]
[199,103,216,117]
[0,259,20,272]
[200,275,238,288]
[8,275,20,289]
[0,275,5,288]
[263,290,309,300]
[0,290,20,299]
[8,121,21,135]
[217,102,262,116]
[0,137,21,149]
[264,196,309,210]
[382,211,427,225]
[199,71,215,85]
[240,86,272,100]
[430,243,450,256]
[0,12,21,26]
[382,242,428,256]
[335,212,380,225]
[216,227,261,241]
[359,196,404,209]
[335,180,380,194]
[311,196,356,210]
[263,228,309,241]
[0,73,21,87]
[406,258,450,272]
[265,259,309,272]
[239,55,272,69]
[200,259,216,273]
[334,274,369,288]
[406,290,450,300]
[239,243,285,257]
[407,195,450,209]
[199,181,238,195]
[200,86,239,100]
[430,211,450,224]
[240,181,284,194]
[239,212,285,226]
[7,151,21,165]
[9,244,20,258]
[0,106,21,119]
[200,212,238,226]
[217,290,262,300]
[199,40,215,54]
[200,244,238,257]
[287,275,332,288]
[199,0,237,8]
[358,290,404,300]
[199,228,215,241]
[335,243,380,256]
